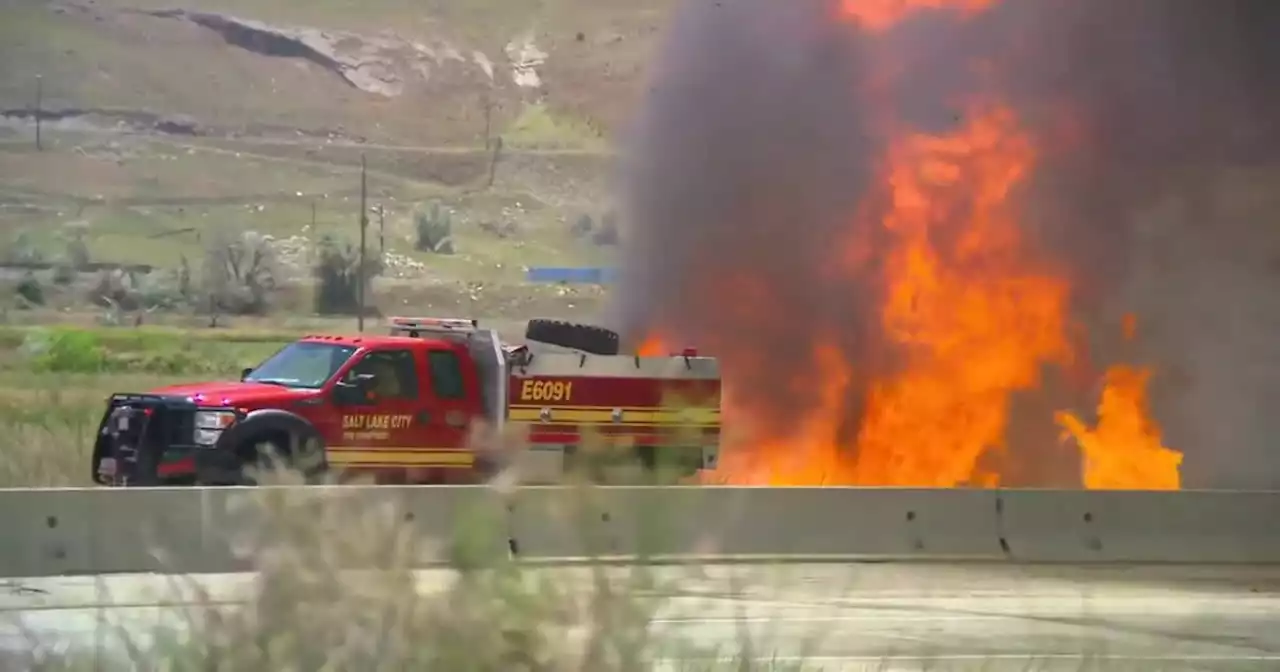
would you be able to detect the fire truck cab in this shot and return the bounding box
[91,317,722,486]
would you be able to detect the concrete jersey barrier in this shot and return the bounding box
[0,486,509,578]
[507,486,1005,561]
[0,486,1278,577]
[997,489,1280,564]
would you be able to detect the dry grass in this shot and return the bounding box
[9,473,826,670]
[2,459,1127,670]
[1,0,637,317]
[0,129,615,288]
[2,392,824,670]
[0,0,672,146]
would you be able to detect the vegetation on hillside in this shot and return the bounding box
[1,0,642,323]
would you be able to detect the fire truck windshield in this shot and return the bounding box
[244,341,358,389]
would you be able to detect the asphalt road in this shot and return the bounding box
[3,563,1278,670]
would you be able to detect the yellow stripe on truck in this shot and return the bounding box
[508,406,720,426]
[326,449,474,467]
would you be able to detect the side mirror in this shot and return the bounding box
[334,372,377,405]
[240,367,253,381]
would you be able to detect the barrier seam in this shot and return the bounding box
[993,491,1012,560]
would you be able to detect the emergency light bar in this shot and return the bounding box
[388,316,479,337]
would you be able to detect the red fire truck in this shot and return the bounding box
[90,317,722,486]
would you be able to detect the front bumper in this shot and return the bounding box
[92,395,242,487]
[191,448,249,485]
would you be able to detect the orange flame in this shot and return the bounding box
[637,335,667,356]
[841,0,998,33]
[850,105,1073,486]
[711,343,858,485]
[1056,366,1182,490]
[644,0,1184,490]
[700,106,1075,487]
[1055,315,1182,489]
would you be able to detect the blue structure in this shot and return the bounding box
[525,267,618,285]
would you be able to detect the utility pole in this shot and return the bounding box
[357,154,368,333]
[482,92,492,150]
[310,199,318,267]
[376,205,386,256]
[34,75,43,152]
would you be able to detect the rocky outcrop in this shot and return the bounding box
[147,9,511,98]
[151,9,406,96]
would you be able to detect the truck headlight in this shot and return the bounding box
[194,410,237,446]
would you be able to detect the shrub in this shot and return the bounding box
[593,211,620,247]
[313,234,383,316]
[568,211,620,246]
[414,201,455,255]
[570,213,594,238]
[4,231,43,265]
[136,258,193,311]
[14,272,44,308]
[88,268,141,311]
[20,327,107,373]
[204,231,279,316]
[51,263,76,286]
[60,220,91,269]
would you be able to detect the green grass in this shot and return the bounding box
[504,102,609,151]
[0,325,291,487]
[0,316,629,487]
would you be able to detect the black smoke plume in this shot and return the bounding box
[613,0,1280,487]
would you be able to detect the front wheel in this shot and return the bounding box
[240,435,329,485]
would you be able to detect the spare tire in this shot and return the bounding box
[525,319,621,356]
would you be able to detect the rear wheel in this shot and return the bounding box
[525,318,621,356]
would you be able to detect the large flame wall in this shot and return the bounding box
[614,0,1280,489]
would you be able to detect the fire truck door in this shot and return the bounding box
[416,347,479,456]
[330,348,433,469]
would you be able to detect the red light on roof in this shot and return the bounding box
[681,347,698,357]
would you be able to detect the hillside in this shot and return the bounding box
[0,0,677,322]
[1,0,674,145]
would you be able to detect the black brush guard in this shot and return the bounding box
[91,394,236,487]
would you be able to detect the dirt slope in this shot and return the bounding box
[0,0,676,146]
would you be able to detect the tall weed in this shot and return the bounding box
[21,327,107,373]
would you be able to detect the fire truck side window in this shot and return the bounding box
[348,349,419,400]
[426,350,465,399]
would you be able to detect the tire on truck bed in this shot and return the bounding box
[525,319,621,356]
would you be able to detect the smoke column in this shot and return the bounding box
[613,0,890,439]
[613,0,1280,487]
